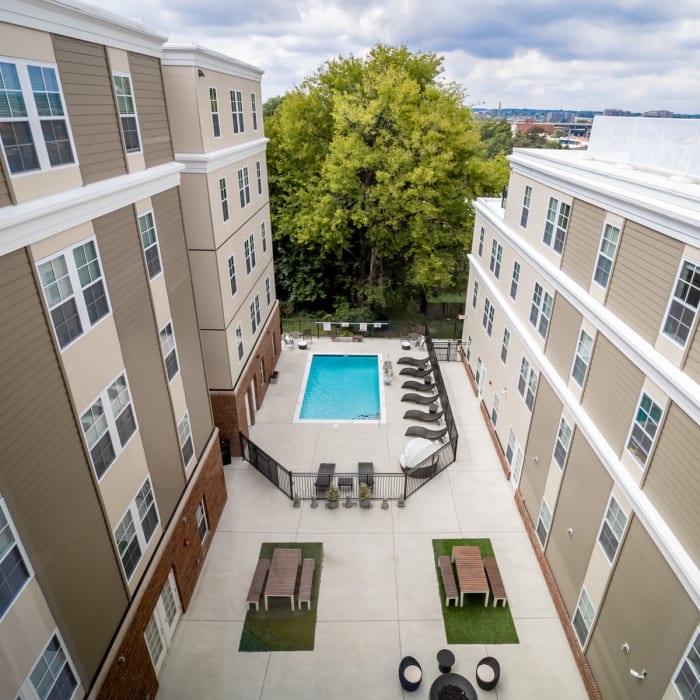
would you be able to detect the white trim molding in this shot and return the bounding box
[175,138,269,174]
[162,43,264,80]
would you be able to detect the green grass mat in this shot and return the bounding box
[239,542,323,652]
[432,538,519,644]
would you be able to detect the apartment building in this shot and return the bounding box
[0,1,276,697]
[464,117,700,700]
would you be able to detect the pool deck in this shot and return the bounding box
[156,338,589,699]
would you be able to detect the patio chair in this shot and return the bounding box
[358,462,374,487]
[314,463,335,491]
[403,409,443,422]
[401,393,438,405]
[399,366,433,378]
[397,356,430,367]
[405,426,448,440]
[401,380,437,392]
[402,455,439,479]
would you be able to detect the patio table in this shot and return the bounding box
[451,545,489,607]
[264,547,301,611]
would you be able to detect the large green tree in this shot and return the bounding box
[266,44,506,313]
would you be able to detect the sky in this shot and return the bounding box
[83,0,700,114]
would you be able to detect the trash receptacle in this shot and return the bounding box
[220,438,231,465]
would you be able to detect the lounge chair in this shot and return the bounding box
[358,462,374,487]
[405,426,448,440]
[399,366,433,378]
[403,409,443,422]
[397,356,430,367]
[402,455,439,479]
[401,393,439,405]
[314,462,335,491]
[401,380,437,392]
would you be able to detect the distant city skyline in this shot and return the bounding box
[84,0,700,113]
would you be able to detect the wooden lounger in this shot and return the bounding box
[483,556,508,607]
[397,356,430,366]
[401,380,437,392]
[437,555,458,607]
[403,409,443,422]
[246,558,270,611]
[399,366,433,377]
[298,558,315,610]
[405,426,448,440]
[401,393,438,405]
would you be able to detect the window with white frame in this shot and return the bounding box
[135,477,159,544]
[81,372,136,479]
[466,335,472,361]
[209,87,220,137]
[489,239,503,279]
[230,89,244,133]
[27,633,78,700]
[572,587,596,647]
[114,479,158,581]
[663,259,700,347]
[472,280,479,309]
[178,413,194,467]
[37,238,110,349]
[236,323,244,360]
[520,184,532,228]
[139,211,162,280]
[256,160,262,195]
[219,177,229,222]
[251,93,258,130]
[144,614,164,671]
[265,277,271,306]
[159,321,179,382]
[598,495,627,564]
[627,392,663,466]
[114,510,140,580]
[478,227,484,256]
[543,196,571,253]
[593,223,620,289]
[510,260,520,300]
[244,233,256,273]
[572,328,593,387]
[506,429,516,465]
[674,631,700,699]
[196,498,209,543]
[255,293,261,326]
[482,298,494,336]
[238,166,250,207]
[553,416,573,469]
[536,498,552,547]
[228,255,237,296]
[529,282,553,338]
[261,221,267,253]
[491,393,499,426]
[112,73,141,153]
[0,59,76,174]
[0,501,32,618]
[501,327,510,364]
[518,356,537,410]
[474,356,482,386]
[511,443,524,485]
[250,300,258,333]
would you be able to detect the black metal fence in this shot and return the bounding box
[280,318,427,341]
[431,340,468,362]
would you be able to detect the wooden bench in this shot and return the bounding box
[298,558,315,610]
[246,558,270,611]
[483,556,507,607]
[437,556,458,607]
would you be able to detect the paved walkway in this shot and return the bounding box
[157,339,588,699]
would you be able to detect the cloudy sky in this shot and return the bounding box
[84,0,700,114]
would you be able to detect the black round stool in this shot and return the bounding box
[437,648,455,673]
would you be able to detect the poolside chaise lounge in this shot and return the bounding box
[358,462,374,487]
[401,393,438,405]
[403,409,443,422]
[397,356,430,366]
[314,462,335,491]
[405,425,448,440]
[401,380,437,392]
[399,366,433,378]
[402,455,439,479]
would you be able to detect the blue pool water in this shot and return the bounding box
[299,354,380,420]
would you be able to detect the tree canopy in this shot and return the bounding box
[265,44,507,314]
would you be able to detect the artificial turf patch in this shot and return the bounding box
[432,538,519,645]
[238,542,323,652]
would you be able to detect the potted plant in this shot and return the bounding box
[359,482,372,508]
[325,484,340,509]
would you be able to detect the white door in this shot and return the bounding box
[145,570,182,675]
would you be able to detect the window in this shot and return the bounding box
[674,631,700,699]
[236,323,244,360]
[627,393,663,466]
[144,615,164,671]
[663,259,700,347]
[139,211,162,280]
[230,89,244,133]
[256,160,262,195]
[529,283,553,338]
[518,357,537,410]
[572,588,595,647]
[261,221,267,253]
[228,255,237,295]
[501,327,510,364]
[491,393,499,426]
[0,60,75,174]
[482,298,494,336]
[238,166,250,207]
[251,93,258,130]
[478,227,484,256]
[159,321,179,382]
[219,177,229,222]
[593,223,620,288]
[543,197,571,253]
[255,294,261,326]
[489,239,502,279]
[136,477,159,544]
[466,335,472,361]
[520,184,532,228]
[115,509,140,579]
[244,233,256,273]
[28,633,78,700]
[510,260,520,300]
[553,417,573,469]
[598,496,627,563]
[250,295,261,334]
[506,430,516,464]
[113,74,141,153]
[37,238,110,349]
[474,356,482,386]
[572,329,593,387]
[472,280,479,309]
[265,277,271,306]
[80,372,137,480]
[196,499,209,543]
[209,88,220,137]
[178,413,194,467]
[536,499,552,547]
[0,501,31,618]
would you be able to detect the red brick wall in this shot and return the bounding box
[96,437,227,700]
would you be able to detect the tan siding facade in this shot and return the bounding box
[128,53,174,168]
[682,318,700,383]
[520,378,562,524]
[0,249,127,685]
[93,206,185,522]
[52,35,126,184]
[546,432,612,614]
[606,221,683,344]
[545,293,583,382]
[587,518,699,700]
[643,402,700,563]
[153,188,213,457]
[560,199,605,290]
[582,334,644,456]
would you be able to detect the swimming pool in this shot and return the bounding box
[296,354,384,422]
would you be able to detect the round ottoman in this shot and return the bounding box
[475,656,500,691]
[399,655,422,692]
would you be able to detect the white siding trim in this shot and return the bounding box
[162,43,264,79]
[174,138,270,174]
